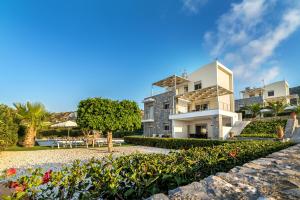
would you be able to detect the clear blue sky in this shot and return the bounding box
[0,0,299,112]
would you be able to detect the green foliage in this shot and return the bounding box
[113,130,143,138]
[7,140,293,199]
[14,102,48,130]
[266,101,286,116]
[241,119,287,135]
[239,133,277,138]
[0,104,19,147]
[124,136,243,149]
[245,103,262,118]
[77,98,141,133]
[38,128,82,138]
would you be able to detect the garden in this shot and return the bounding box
[1,140,293,199]
[239,119,287,138]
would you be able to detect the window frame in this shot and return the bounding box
[164,123,170,131]
[163,102,170,109]
[194,81,202,91]
[268,90,274,97]
[184,85,189,93]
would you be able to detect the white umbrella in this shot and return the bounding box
[260,109,273,113]
[51,121,78,138]
[284,106,298,112]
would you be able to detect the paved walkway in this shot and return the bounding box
[150,144,300,200]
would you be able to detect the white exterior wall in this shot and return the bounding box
[263,81,290,99]
[187,62,218,91]
[223,126,232,139]
[172,120,188,138]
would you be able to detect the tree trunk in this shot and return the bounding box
[107,131,113,153]
[22,126,36,147]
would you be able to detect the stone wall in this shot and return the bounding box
[290,86,300,105]
[235,96,264,111]
[148,144,300,200]
[144,91,175,136]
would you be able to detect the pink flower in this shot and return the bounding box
[42,170,52,184]
[6,168,17,176]
[15,185,25,192]
[9,181,19,188]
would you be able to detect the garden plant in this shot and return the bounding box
[2,140,293,200]
[76,98,141,152]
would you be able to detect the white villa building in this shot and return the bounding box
[142,61,243,140]
[235,80,299,111]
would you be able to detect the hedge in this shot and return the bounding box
[124,136,243,149]
[241,119,287,135]
[239,133,277,138]
[0,104,19,147]
[4,140,293,199]
[37,129,83,138]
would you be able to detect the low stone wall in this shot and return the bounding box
[148,143,300,200]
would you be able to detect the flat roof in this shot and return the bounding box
[152,75,189,88]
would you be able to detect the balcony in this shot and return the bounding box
[170,102,234,120]
[142,113,154,123]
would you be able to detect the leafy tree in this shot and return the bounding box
[14,102,48,147]
[0,104,19,147]
[77,98,141,152]
[266,101,286,116]
[246,103,262,118]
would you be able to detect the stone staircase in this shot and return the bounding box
[229,121,251,136]
[285,119,300,143]
[148,144,300,200]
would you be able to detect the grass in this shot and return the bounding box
[4,143,133,151]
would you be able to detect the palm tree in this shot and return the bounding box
[14,102,47,147]
[266,101,286,116]
[246,103,261,118]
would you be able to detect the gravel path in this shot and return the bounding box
[0,146,171,173]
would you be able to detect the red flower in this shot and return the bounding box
[9,181,19,188]
[15,185,25,192]
[229,149,238,158]
[6,168,17,176]
[42,170,52,184]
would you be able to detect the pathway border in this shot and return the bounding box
[149,144,300,200]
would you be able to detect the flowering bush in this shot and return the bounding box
[2,140,293,200]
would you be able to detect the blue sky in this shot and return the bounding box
[0,0,299,112]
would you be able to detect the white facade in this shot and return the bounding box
[241,80,297,105]
[169,61,239,139]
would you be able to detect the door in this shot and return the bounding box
[195,124,208,139]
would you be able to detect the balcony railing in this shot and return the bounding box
[175,102,231,114]
[142,113,154,122]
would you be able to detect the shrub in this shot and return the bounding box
[124,136,243,149]
[241,119,287,135]
[0,104,19,148]
[112,130,143,138]
[37,129,83,138]
[4,140,293,199]
[239,133,277,138]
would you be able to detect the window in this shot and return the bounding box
[184,85,189,93]
[164,123,170,131]
[195,104,208,111]
[249,94,255,97]
[163,102,170,109]
[268,90,274,97]
[194,81,202,90]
